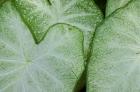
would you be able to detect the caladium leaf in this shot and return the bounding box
[13,0,103,58]
[0,1,85,92]
[106,0,131,16]
[88,0,140,92]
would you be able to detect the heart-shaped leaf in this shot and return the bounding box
[88,0,140,92]
[0,2,85,92]
[13,0,103,58]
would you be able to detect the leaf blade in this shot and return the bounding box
[88,0,140,92]
[0,2,85,92]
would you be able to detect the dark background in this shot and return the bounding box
[94,0,107,16]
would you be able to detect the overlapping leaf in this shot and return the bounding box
[0,1,85,92]
[13,0,103,58]
[0,0,104,91]
[88,0,140,92]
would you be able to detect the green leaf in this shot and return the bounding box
[13,0,103,58]
[106,0,131,16]
[88,0,140,92]
[0,2,85,92]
